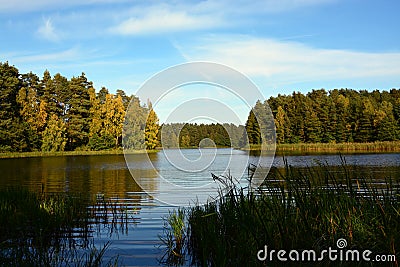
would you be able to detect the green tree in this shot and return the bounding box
[97,87,109,104]
[116,89,131,109]
[40,70,58,116]
[244,110,261,145]
[0,62,25,152]
[355,99,374,142]
[66,73,92,150]
[333,93,351,142]
[304,106,321,143]
[274,106,286,144]
[52,73,70,118]
[88,87,102,138]
[375,101,399,141]
[17,72,46,150]
[159,124,179,148]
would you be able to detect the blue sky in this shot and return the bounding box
[1,0,400,123]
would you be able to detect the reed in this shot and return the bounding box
[247,141,400,154]
[176,160,400,266]
[0,188,122,266]
[158,208,187,266]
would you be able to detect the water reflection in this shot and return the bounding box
[1,151,400,266]
[0,155,152,200]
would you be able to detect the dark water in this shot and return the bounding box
[1,150,399,266]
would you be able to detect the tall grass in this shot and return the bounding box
[0,188,125,266]
[159,209,187,266]
[248,141,400,154]
[171,160,400,266]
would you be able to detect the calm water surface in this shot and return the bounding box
[1,149,399,266]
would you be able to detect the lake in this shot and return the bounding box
[1,149,399,266]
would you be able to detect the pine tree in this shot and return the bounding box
[159,124,179,148]
[66,73,92,150]
[17,72,45,150]
[274,106,286,144]
[88,87,102,138]
[244,110,261,145]
[375,101,399,141]
[116,89,131,109]
[0,62,25,152]
[304,107,321,143]
[97,87,109,104]
[40,70,58,116]
[355,99,374,142]
[334,94,350,142]
[53,73,70,118]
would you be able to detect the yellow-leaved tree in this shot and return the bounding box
[103,94,125,148]
[145,102,159,150]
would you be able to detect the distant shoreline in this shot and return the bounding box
[0,149,158,159]
[247,141,400,154]
[1,141,400,159]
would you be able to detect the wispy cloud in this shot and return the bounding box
[10,47,80,64]
[0,0,333,13]
[37,17,60,42]
[0,0,129,13]
[177,35,400,88]
[109,8,223,35]
[108,0,334,36]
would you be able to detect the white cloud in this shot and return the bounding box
[37,18,59,41]
[0,0,333,13]
[177,35,400,88]
[0,0,129,13]
[107,0,334,35]
[11,48,80,63]
[110,8,223,35]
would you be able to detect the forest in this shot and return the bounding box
[0,62,159,152]
[252,88,400,144]
[1,61,400,152]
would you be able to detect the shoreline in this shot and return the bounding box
[244,141,400,154]
[0,149,159,159]
[1,141,400,158]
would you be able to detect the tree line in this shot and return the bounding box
[158,123,245,148]
[0,62,159,152]
[2,62,400,152]
[246,88,400,144]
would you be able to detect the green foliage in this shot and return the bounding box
[66,74,92,150]
[0,62,157,152]
[250,88,400,145]
[159,209,187,266]
[158,123,242,148]
[0,62,25,152]
[0,188,121,266]
[2,62,400,151]
[245,110,261,145]
[88,133,115,151]
[183,163,400,266]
